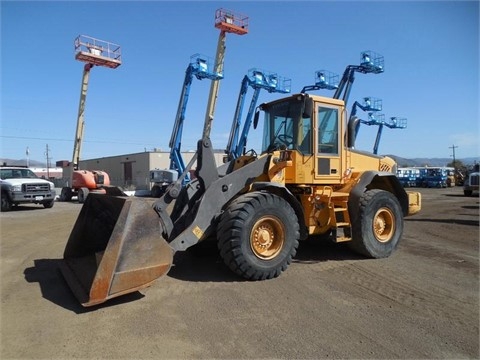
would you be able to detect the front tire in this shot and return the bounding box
[60,187,72,202]
[349,189,404,258]
[43,200,54,209]
[151,185,163,198]
[217,192,300,280]
[1,192,12,212]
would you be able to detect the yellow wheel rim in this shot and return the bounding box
[250,216,285,260]
[373,207,395,243]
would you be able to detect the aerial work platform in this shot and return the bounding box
[214,8,249,35]
[74,35,122,68]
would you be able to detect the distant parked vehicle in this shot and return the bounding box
[463,164,479,196]
[0,166,56,211]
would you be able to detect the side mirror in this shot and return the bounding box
[303,97,313,118]
[253,108,260,129]
[347,116,359,148]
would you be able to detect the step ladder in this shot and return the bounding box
[322,188,352,242]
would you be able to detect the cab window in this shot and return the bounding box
[317,107,339,155]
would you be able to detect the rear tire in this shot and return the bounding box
[349,189,403,258]
[217,192,300,280]
[78,187,90,204]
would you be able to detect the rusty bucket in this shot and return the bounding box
[59,193,173,307]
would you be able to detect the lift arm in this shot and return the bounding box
[233,87,262,159]
[72,63,93,170]
[202,8,249,139]
[226,75,250,159]
[169,55,223,184]
[372,117,407,154]
[168,65,195,180]
[202,32,226,139]
[356,115,407,154]
[333,51,384,105]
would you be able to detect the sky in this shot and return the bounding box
[1,0,479,165]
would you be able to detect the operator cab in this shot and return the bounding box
[258,94,341,156]
[257,94,313,155]
[255,94,346,184]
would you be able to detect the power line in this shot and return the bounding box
[0,135,159,146]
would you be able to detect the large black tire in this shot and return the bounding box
[151,185,163,198]
[43,200,54,209]
[217,191,300,280]
[59,187,72,202]
[349,189,404,259]
[1,191,12,212]
[77,187,89,204]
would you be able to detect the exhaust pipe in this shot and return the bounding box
[60,194,174,307]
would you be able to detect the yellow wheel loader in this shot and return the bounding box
[60,92,421,307]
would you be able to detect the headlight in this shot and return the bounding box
[12,185,21,192]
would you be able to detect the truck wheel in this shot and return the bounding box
[43,200,54,209]
[349,189,403,259]
[151,185,163,198]
[1,192,12,212]
[60,187,73,202]
[78,187,90,204]
[217,192,300,280]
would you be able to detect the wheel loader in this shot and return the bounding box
[60,91,421,307]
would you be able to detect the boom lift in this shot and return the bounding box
[60,47,421,307]
[351,97,407,154]
[150,9,248,197]
[226,68,291,161]
[301,69,339,93]
[150,54,223,197]
[334,50,384,104]
[202,8,249,139]
[59,35,123,203]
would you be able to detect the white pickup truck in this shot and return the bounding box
[0,166,56,211]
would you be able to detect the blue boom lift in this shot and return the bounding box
[226,68,291,161]
[300,51,385,150]
[351,97,407,154]
[150,54,222,198]
[150,55,222,197]
[334,51,384,104]
[150,9,249,197]
[301,69,339,93]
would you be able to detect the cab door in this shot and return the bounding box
[314,103,343,183]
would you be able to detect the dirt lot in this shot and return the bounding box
[0,186,478,359]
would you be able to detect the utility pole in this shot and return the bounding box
[449,144,458,170]
[45,144,51,179]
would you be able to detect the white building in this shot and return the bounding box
[73,150,226,191]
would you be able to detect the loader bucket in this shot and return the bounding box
[59,193,174,307]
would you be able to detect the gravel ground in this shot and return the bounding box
[0,186,478,359]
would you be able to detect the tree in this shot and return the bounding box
[447,159,464,169]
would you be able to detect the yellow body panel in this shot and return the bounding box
[261,94,420,238]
